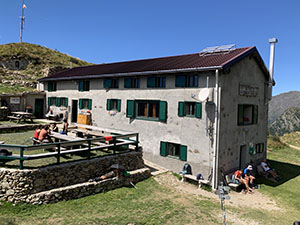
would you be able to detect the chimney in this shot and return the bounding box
[70,61,73,69]
[268,38,278,100]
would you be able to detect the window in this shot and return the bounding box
[79,99,92,110]
[178,101,202,118]
[147,77,166,88]
[107,99,121,112]
[255,143,264,153]
[175,74,198,87]
[124,78,140,88]
[48,82,57,92]
[126,100,167,122]
[78,80,89,92]
[48,97,56,107]
[160,141,187,161]
[104,79,119,89]
[238,104,258,125]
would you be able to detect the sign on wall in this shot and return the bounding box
[239,84,259,97]
[10,97,20,104]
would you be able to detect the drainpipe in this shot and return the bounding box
[212,69,220,190]
[268,38,278,101]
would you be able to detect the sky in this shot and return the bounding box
[0,0,299,96]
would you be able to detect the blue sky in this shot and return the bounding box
[0,0,299,95]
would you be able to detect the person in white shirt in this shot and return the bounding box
[261,159,281,180]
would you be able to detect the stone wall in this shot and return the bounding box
[0,151,148,203]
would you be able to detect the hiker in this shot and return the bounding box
[242,165,255,193]
[33,125,42,143]
[261,159,281,180]
[38,126,52,143]
[60,119,68,135]
[89,169,121,182]
[232,169,244,184]
[50,122,58,133]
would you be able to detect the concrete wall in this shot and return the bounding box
[0,58,29,70]
[218,56,268,174]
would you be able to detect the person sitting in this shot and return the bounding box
[232,169,244,184]
[38,126,53,143]
[261,159,281,180]
[50,122,58,133]
[33,125,42,144]
[242,165,255,193]
[60,119,68,135]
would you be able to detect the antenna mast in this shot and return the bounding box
[20,0,26,42]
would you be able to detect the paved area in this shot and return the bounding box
[144,159,169,176]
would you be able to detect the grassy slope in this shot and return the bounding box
[0,133,300,224]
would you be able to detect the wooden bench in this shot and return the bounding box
[225,173,243,192]
[181,174,210,188]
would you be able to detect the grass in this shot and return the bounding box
[280,131,300,147]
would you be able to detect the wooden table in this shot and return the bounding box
[8,112,35,123]
[50,132,85,142]
[73,128,106,138]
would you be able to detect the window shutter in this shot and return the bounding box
[194,75,199,87]
[147,77,155,88]
[175,75,186,87]
[106,99,111,110]
[88,99,92,110]
[79,99,83,109]
[104,79,111,88]
[55,98,61,107]
[116,79,119,88]
[64,98,68,107]
[162,77,166,88]
[159,101,167,122]
[238,105,244,125]
[126,100,135,118]
[124,78,131,88]
[137,78,140,88]
[78,81,84,91]
[117,99,121,112]
[48,82,53,92]
[178,102,184,117]
[160,141,167,156]
[48,97,51,107]
[195,102,202,118]
[179,145,187,161]
[253,105,258,124]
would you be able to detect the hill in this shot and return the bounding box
[269,107,300,136]
[269,91,300,123]
[0,42,92,94]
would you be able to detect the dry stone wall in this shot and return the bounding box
[0,151,148,204]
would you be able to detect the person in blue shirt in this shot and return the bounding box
[242,165,255,193]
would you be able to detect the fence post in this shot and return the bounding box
[57,143,61,165]
[113,137,116,154]
[19,147,24,170]
[88,140,91,159]
[135,133,139,151]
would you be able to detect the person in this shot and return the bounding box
[33,125,42,142]
[50,122,58,133]
[261,159,281,180]
[242,165,255,193]
[38,126,52,143]
[232,169,244,184]
[60,119,68,135]
[89,169,121,182]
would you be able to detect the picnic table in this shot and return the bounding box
[73,128,107,138]
[8,112,35,123]
[50,132,85,142]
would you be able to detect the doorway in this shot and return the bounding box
[34,99,44,118]
[239,145,247,169]
[71,100,78,123]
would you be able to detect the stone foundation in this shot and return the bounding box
[0,151,150,204]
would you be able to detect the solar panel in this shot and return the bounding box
[199,44,236,56]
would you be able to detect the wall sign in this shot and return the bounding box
[10,97,20,104]
[239,84,259,97]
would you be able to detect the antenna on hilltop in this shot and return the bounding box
[20,0,26,42]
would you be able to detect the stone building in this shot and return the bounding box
[38,46,272,188]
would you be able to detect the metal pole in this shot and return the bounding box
[20,0,25,43]
[19,147,24,170]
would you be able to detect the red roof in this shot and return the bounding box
[39,46,265,81]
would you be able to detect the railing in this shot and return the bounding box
[0,133,139,170]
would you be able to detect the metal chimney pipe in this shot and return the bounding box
[268,38,278,81]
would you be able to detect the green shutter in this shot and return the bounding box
[195,102,202,118]
[126,100,135,118]
[137,78,140,88]
[64,98,68,107]
[253,105,258,124]
[147,77,155,88]
[104,79,111,88]
[124,78,131,88]
[178,102,184,117]
[175,75,186,87]
[78,81,84,91]
[117,99,121,112]
[106,99,111,110]
[79,99,83,109]
[179,145,187,161]
[48,82,52,92]
[88,99,92,110]
[55,98,61,107]
[160,141,167,156]
[48,97,51,107]
[159,101,167,122]
[238,105,244,125]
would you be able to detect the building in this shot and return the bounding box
[38,46,272,188]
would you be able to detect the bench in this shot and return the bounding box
[181,174,210,188]
[225,173,243,192]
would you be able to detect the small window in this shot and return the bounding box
[137,101,159,119]
[255,143,264,153]
[175,74,198,87]
[48,97,56,107]
[238,104,258,125]
[79,99,92,110]
[78,80,90,92]
[160,141,187,161]
[104,79,119,89]
[107,99,121,112]
[124,78,140,88]
[60,98,68,107]
[178,101,202,118]
[48,82,57,92]
[147,77,166,88]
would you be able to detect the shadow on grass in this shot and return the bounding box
[255,159,300,187]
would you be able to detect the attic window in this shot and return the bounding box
[238,104,258,125]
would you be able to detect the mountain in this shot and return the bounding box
[269,91,300,123]
[0,42,92,94]
[269,107,300,136]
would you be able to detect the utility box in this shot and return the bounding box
[77,110,91,125]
